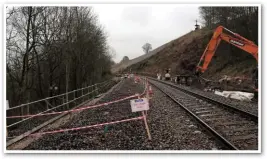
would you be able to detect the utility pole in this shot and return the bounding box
[195,19,200,30]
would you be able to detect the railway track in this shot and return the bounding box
[149,78,258,150]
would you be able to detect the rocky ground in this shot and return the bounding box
[24,77,223,150]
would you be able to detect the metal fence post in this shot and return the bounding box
[89,86,91,101]
[62,96,65,108]
[73,91,76,105]
[95,84,99,96]
[20,107,23,117]
[6,100,9,137]
[82,88,84,102]
[26,104,29,115]
[66,92,69,110]
[45,99,49,110]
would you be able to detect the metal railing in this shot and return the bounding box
[6,80,113,129]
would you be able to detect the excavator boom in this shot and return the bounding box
[195,26,258,99]
[196,26,258,73]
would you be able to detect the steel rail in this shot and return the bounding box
[149,80,239,150]
[148,77,258,122]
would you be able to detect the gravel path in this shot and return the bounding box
[24,78,223,150]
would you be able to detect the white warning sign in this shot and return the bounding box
[130,98,149,112]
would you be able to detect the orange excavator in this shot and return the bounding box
[195,25,258,99]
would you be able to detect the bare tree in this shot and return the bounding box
[142,43,152,54]
[6,6,114,108]
[108,46,116,59]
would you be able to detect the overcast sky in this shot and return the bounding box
[92,4,201,63]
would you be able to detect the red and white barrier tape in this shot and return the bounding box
[7,79,148,119]
[30,116,144,136]
[7,94,138,119]
[140,78,148,97]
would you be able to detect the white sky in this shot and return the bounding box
[93,4,201,63]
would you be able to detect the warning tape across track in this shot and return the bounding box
[7,77,148,119]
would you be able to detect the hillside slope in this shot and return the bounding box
[111,40,170,73]
[123,28,257,81]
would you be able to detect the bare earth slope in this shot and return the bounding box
[111,40,170,73]
[123,29,257,82]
